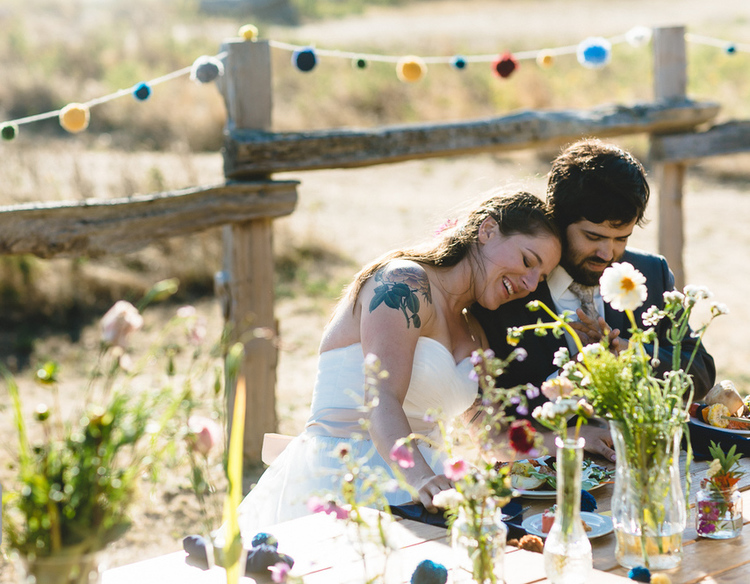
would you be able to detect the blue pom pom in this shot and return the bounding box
[191,56,224,84]
[245,544,294,573]
[133,82,151,101]
[580,490,598,512]
[292,47,317,72]
[411,559,448,584]
[251,532,278,549]
[577,37,612,69]
[726,44,737,55]
[628,566,651,582]
[451,55,467,70]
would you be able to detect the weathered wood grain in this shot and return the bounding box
[0,180,298,258]
[224,99,720,177]
[651,120,750,162]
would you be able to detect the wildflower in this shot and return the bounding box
[641,305,663,327]
[552,347,570,368]
[541,377,574,400]
[434,218,458,236]
[187,415,222,457]
[525,384,540,399]
[710,302,729,317]
[334,442,352,459]
[683,284,713,302]
[706,458,722,479]
[306,495,349,520]
[512,347,528,362]
[443,457,469,481]
[432,488,464,509]
[600,262,647,312]
[269,562,291,583]
[508,419,536,454]
[389,440,415,468]
[100,300,143,349]
[506,328,523,346]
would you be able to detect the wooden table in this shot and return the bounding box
[103,458,750,584]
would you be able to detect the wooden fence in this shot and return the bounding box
[1,25,746,464]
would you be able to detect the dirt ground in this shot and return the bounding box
[4,0,750,580]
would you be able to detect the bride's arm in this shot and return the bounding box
[358,262,452,511]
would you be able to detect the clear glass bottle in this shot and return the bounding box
[695,478,743,539]
[543,436,593,584]
[452,503,508,583]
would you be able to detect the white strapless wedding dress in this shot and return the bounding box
[237,336,478,535]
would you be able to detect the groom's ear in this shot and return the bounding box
[477,216,498,244]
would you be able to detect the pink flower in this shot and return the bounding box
[444,457,469,481]
[390,441,415,468]
[269,562,291,583]
[434,218,458,236]
[508,419,537,454]
[306,496,349,520]
[187,416,222,457]
[541,377,574,400]
[100,301,143,349]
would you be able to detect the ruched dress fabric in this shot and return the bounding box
[237,336,478,535]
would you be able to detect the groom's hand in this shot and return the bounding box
[579,425,616,462]
[570,310,622,353]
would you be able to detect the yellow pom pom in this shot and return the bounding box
[238,24,258,41]
[536,51,555,68]
[396,56,427,83]
[651,574,672,584]
[59,103,90,134]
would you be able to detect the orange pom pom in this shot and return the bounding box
[396,56,427,83]
[536,51,555,68]
[59,103,90,134]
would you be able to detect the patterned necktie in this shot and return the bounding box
[568,282,599,320]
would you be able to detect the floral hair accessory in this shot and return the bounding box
[434,218,458,236]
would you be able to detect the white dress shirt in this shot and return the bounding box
[547,266,605,353]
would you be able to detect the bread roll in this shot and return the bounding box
[704,380,744,416]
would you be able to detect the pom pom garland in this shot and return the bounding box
[726,44,737,54]
[577,37,612,69]
[1,123,18,141]
[451,55,467,70]
[59,103,90,134]
[292,47,317,72]
[626,26,652,48]
[536,51,555,68]
[396,55,427,82]
[133,82,151,101]
[650,574,672,584]
[492,52,518,78]
[190,56,224,84]
[238,24,258,41]
[353,57,367,69]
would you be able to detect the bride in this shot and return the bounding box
[238,191,560,533]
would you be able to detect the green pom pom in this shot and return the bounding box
[1,123,18,141]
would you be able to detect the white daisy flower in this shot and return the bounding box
[600,262,648,312]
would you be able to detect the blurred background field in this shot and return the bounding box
[2,0,750,577]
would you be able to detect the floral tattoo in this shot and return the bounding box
[369,266,432,328]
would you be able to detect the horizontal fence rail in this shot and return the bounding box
[224,99,719,178]
[0,180,298,258]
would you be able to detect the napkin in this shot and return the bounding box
[388,500,527,539]
[182,535,294,574]
[687,420,750,460]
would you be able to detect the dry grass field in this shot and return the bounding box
[3,0,750,580]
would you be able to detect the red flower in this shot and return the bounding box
[508,419,536,454]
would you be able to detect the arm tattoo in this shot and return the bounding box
[368,265,432,328]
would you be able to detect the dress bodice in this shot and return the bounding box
[305,336,478,440]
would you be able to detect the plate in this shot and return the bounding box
[522,512,614,539]
[690,418,750,436]
[511,459,613,498]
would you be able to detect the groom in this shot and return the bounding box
[472,139,716,460]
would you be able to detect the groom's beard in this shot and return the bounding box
[561,250,623,286]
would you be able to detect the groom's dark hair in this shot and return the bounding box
[546,138,650,232]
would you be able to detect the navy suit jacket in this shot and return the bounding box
[471,248,716,412]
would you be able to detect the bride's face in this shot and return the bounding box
[474,223,561,310]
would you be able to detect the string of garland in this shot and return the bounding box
[0,23,747,142]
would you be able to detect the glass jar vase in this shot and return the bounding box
[543,436,593,584]
[12,550,105,584]
[695,478,743,539]
[451,503,507,583]
[609,420,687,570]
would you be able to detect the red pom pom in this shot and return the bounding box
[492,52,518,79]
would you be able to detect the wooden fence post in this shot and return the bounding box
[651,26,687,289]
[219,38,277,464]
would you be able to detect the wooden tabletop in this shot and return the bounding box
[103,457,750,584]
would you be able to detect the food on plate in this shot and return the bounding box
[541,507,555,533]
[508,459,554,490]
[508,534,543,553]
[705,380,745,416]
[706,403,730,428]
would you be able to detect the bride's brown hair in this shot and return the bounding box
[344,190,558,304]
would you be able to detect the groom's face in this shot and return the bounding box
[561,219,636,286]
